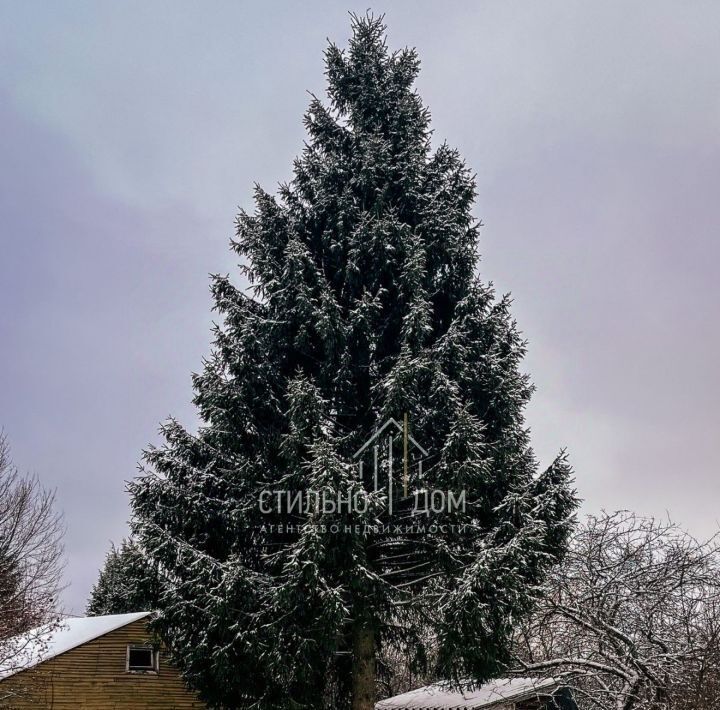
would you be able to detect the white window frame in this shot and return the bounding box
[126,643,159,674]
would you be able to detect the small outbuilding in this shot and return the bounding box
[376,677,577,710]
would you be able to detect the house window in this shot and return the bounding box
[126,644,158,673]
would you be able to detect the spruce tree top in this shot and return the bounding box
[86,539,161,616]
[131,14,576,709]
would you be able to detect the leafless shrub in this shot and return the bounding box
[0,432,65,674]
[512,511,720,710]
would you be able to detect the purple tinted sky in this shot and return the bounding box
[1,1,719,613]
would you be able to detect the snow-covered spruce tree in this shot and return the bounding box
[130,15,576,710]
[86,539,162,616]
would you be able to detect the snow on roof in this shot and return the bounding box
[0,611,151,681]
[376,677,559,710]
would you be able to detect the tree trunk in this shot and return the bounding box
[351,622,376,710]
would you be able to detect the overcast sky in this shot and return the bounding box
[1,0,719,614]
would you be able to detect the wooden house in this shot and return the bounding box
[0,612,205,709]
[376,677,577,710]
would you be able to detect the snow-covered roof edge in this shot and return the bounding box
[0,611,152,681]
[376,677,560,709]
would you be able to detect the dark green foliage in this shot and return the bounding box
[86,539,161,616]
[130,14,577,709]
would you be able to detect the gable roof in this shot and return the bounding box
[0,611,151,681]
[376,677,559,709]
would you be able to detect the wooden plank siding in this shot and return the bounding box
[0,618,206,709]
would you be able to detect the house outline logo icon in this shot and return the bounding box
[353,415,429,514]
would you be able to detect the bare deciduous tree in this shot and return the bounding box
[0,432,65,678]
[512,511,720,710]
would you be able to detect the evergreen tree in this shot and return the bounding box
[130,15,577,710]
[87,539,161,616]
